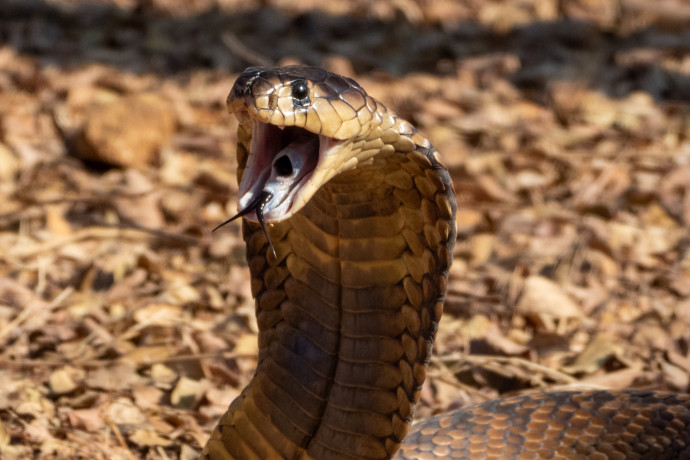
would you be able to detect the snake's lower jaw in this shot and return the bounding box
[236,120,343,223]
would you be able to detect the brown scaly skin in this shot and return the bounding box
[203,66,690,459]
[398,391,690,459]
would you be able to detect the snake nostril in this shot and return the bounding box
[274,155,293,177]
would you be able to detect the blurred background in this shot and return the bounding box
[1,0,689,458]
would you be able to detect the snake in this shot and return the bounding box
[201,65,690,459]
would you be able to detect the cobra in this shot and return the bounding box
[202,66,690,459]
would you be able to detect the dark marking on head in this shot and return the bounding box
[416,144,433,158]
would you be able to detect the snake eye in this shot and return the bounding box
[291,80,309,104]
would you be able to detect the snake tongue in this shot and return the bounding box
[213,190,276,256]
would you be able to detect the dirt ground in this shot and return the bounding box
[1,0,690,458]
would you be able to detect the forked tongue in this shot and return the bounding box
[213,190,276,256]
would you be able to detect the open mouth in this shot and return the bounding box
[214,117,340,254]
[238,122,321,221]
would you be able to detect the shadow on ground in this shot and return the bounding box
[3,0,690,104]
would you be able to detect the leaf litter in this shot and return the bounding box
[1,0,690,458]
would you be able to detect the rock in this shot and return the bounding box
[75,93,175,168]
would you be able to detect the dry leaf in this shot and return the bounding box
[455,206,484,232]
[86,362,142,391]
[580,366,644,389]
[150,363,178,386]
[180,444,201,460]
[205,386,239,408]
[105,398,146,426]
[123,345,177,364]
[3,2,690,456]
[133,304,180,327]
[232,332,259,356]
[24,419,51,444]
[0,419,9,450]
[67,409,105,432]
[128,429,172,447]
[562,333,622,374]
[132,386,164,410]
[516,276,583,319]
[0,142,19,181]
[48,368,78,395]
[171,377,208,409]
[484,324,529,355]
[469,233,495,266]
[660,361,689,391]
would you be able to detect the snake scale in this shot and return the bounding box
[202,66,690,459]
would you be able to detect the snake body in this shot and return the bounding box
[203,66,690,459]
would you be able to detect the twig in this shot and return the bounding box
[0,350,255,368]
[432,353,581,385]
[5,225,197,259]
[426,369,495,401]
[0,286,74,346]
[222,32,273,67]
[104,417,132,456]
[156,446,172,460]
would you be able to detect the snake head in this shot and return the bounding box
[226,65,384,223]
